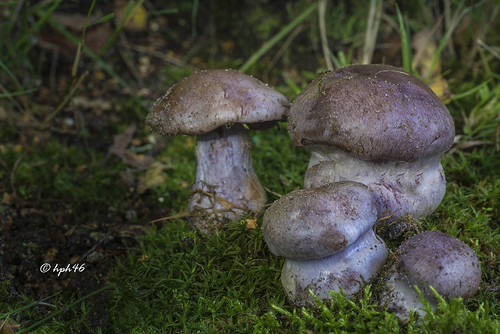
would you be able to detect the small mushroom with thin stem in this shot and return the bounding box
[288,64,455,238]
[146,69,289,233]
[262,181,388,307]
[379,230,481,322]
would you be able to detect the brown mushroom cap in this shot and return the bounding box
[398,230,481,299]
[146,69,289,136]
[288,64,454,162]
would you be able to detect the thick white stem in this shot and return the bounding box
[187,124,266,233]
[304,146,446,227]
[281,229,388,307]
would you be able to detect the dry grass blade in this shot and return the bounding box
[319,0,333,70]
[362,0,383,64]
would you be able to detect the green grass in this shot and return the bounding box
[102,130,499,333]
[0,0,499,332]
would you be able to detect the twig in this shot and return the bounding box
[264,186,282,198]
[42,70,89,128]
[10,153,25,199]
[124,43,193,69]
[77,229,113,263]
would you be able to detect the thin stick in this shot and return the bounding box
[42,70,89,127]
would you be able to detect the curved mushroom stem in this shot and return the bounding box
[281,229,388,307]
[304,146,446,237]
[187,124,266,233]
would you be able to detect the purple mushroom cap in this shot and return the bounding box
[262,181,377,260]
[288,64,454,162]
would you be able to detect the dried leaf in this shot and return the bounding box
[412,28,451,100]
[114,0,148,32]
[41,12,111,57]
[108,124,154,170]
[245,218,257,230]
[0,319,20,334]
[137,162,168,194]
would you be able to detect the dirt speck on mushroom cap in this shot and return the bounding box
[288,64,454,162]
[146,69,289,136]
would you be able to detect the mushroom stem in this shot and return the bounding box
[187,124,266,233]
[304,146,446,229]
[281,229,388,307]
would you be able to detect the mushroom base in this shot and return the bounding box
[304,146,446,236]
[379,264,432,323]
[187,125,266,233]
[280,229,388,307]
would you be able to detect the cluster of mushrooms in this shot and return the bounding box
[145,65,481,322]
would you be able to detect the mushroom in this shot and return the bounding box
[146,69,289,233]
[288,64,455,237]
[379,230,481,322]
[262,181,388,306]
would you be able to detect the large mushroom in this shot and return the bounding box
[288,64,455,237]
[262,181,388,306]
[146,69,289,233]
[379,230,481,322]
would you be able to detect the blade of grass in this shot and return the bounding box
[42,70,89,127]
[0,59,24,89]
[319,0,333,70]
[71,0,97,77]
[147,8,178,16]
[447,79,491,102]
[239,2,317,73]
[424,0,489,81]
[46,17,130,90]
[396,5,411,73]
[0,291,62,320]
[361,0,383,64]
[89,12,115,27]
[0,87,38,98]
[5,0,62,64]
[17,284,113,334]
[192,0,199,37]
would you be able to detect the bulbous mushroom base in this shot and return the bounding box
[304,146,446,238]
[379,264,430,323]
[280,229,388,307]
[187,125,266,233]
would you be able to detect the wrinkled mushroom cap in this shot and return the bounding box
[146,69,289,136]
[288,64,454,162]
[398,230,481,299]
[262,181,377,260]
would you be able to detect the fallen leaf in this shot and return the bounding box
[108,124,154,170]
[114,0,148,32]
[44,247,58,262]
[39,12,111,57]
[245,218,257,230]
[137,161,168,194]
[412,28,451,100]
[0,319,20,334]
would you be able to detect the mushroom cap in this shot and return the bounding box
[262,181,377,260]
[288,64,455,162]
[398,230,481,299]
[146,69,289,136]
